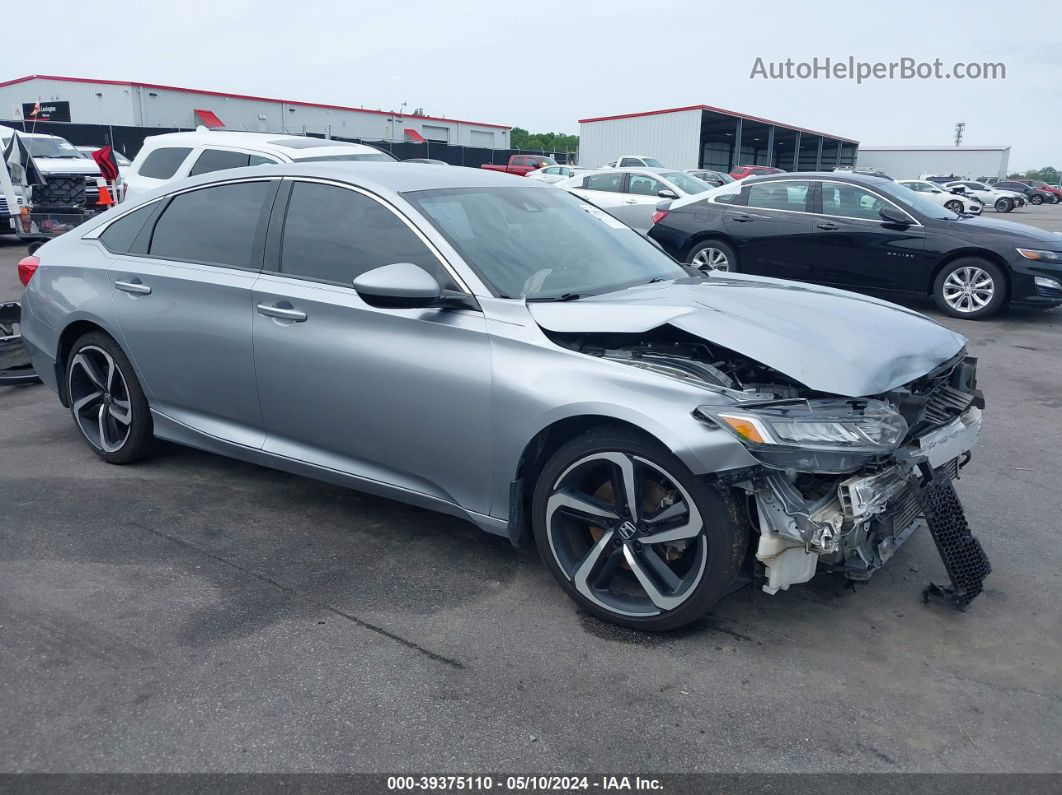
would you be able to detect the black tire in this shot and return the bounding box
[687,239,739,273]
[932,258,1007,320]
[531,426,747,631]
[994,198,1013,213]
[1030,193,1044,205]
[65,331,155,464]
[944,199,964,214]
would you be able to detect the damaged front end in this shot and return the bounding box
[553,328,991,609]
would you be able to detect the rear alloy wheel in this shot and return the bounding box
[66,332,155,463]
[688,240,738,272]
[1030,194,1044,205]
[933,258,1006,319]
[944,199,964,213]
[532,427,745,631]
[994,198,1013,213]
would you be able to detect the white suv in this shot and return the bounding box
[123,129,396,202]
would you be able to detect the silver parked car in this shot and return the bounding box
[18,163,990,630]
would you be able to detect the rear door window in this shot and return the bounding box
[137,147,192,179]
[149,181,273,268]
[746,180,810,212]
[189,149,252,176]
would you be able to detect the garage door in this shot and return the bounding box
[470,130,494,148]
[422,125,450,143]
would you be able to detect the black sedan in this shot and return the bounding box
[648,172,1062,319]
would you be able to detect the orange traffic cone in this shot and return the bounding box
[97,184,114,207]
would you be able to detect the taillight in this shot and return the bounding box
[17,255,40,286]
[651,210,669,225]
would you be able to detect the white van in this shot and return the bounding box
[123,129,397,202]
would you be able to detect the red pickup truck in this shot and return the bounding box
[482,155,557,176]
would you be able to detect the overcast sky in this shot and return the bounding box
[7,0,1060,169]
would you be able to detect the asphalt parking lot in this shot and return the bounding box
[1,205,1060,774]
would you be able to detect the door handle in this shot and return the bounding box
[731,213,753,222]
[816,222,840,230]
[624,198,639,204]
[114,279,151,295]
[256,303,307,322]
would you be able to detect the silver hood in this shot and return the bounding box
[527,273,966,397]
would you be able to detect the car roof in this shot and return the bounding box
[138,129,384,158]
[117,161,552,208]
[747,171,894,185]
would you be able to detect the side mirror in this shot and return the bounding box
[879,206,911,225]
[658,189,679,199]
[353,262,442,309]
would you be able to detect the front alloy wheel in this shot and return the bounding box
[532,428,745,630]
[944,199,964,213]
[933,259,1006,319]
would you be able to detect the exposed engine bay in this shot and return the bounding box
[549,325,991,608]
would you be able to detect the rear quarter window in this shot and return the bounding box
[98,203,157,253]
[137,147,192,179]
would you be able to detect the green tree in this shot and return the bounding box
[511,126,578,154]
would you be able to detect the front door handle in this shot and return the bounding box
[256,303,307,322]
[731,213,754,222]
[115,279,151,295]
[816,222,840,230]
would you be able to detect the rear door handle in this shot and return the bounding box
[114,279,151,295]
[256,303,307,322]
[624,198,639,204]
[731,213,754,222]
[816,222,840,230]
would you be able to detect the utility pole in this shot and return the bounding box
[954,122,965,147]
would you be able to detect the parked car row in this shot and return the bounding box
[645,172,1062,320]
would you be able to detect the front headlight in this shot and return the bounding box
[1017,248,1062,263]
[696,399,908,473]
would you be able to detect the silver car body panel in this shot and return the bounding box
[19,162,967,541]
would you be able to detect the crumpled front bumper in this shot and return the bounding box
[748,406,988,606]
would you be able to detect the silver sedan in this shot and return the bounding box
[18,163,987,629]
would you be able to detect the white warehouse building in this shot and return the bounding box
[855,146,1011,180]
[0,74,511,149]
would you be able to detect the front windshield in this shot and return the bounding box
[25,137,85,159]
[404,187,687,300]
[880,181,954,219]
[294,152,396,162]
[642,157,664,168]
[663,171,713,195]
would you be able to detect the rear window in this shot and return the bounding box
[138,147,192,179]
[149,181,272,268]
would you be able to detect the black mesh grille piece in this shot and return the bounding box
[917,470,991,609]
[33,177,87,211]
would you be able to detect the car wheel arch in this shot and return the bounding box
[55,320,118,407]
[507,415,682,548]
[928,249,1012,300]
